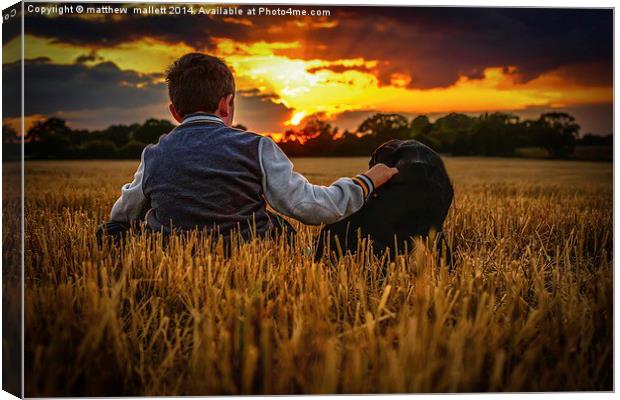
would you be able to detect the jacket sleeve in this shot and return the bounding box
[258,137,373,225]
[110,150,149,223]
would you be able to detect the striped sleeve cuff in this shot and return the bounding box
[352,174,375,200]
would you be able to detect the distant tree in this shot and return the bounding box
[578,133,612,146]
[430,113,475,154]
[27,118,71,143]
[3,124,18,144]
[100,124,134,147]
[279,117,337,156]
[133,119,175,144]
[535,112,580,158]
[336,131,379,156]
[358,113,410,142]
[2,124,20,161]
[410,115,431,136]
[83,140,118,158]
[433,112,475,132]
[66,128,92,147]
[409,115,440,149]
[468,112,520,156]
[301,119,338,155]
[119,140,146,159]
[26,118,72,158]
[281,128,299,142]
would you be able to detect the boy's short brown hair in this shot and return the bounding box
[165,53,235,117]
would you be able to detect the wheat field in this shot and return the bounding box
[2,157,613,395]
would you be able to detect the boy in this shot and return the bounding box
[98,53,398,243]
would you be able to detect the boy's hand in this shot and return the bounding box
[364,163,399,189]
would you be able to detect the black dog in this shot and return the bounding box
[316,139,454,262]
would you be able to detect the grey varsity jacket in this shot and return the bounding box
[110,113,374,234]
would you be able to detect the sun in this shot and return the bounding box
[286,111,307,127]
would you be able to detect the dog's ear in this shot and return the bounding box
[369,141,385,167]
[369,139,402,168]
[369,148,378,168]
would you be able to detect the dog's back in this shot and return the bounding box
[316,139,453,259]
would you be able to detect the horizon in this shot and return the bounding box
[6,111,613,143]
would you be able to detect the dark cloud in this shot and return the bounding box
[75,52,104,64]
[23,9,251,49]
[2,6,23,119]
[18,7,612,89]
[290,7,613,88]
[2,60,22,119]
[2,4,21,44]
[550,61,613,87]
[306,64,375,75]
[2,58,168,117]
[237,88,280,101]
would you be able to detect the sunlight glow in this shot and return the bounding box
[286,111,307,126]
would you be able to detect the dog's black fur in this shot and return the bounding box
[316,139,454,261]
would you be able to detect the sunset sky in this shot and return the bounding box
[2,5,613,137]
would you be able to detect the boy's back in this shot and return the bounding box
[143,114,268,236]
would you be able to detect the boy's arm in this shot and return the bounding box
[258,137,394,225]
[110,150,149,223]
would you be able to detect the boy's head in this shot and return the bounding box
[165,53,236,126]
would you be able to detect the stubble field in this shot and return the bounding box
[2,156,613,395]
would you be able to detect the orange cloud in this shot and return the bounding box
[3,115,47,136]
[211,37,611,127]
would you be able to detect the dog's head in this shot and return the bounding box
[367,139,453,237]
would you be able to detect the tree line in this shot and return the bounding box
[2,111,612,161]
[3,118,176,160]
[279,112,608,159]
